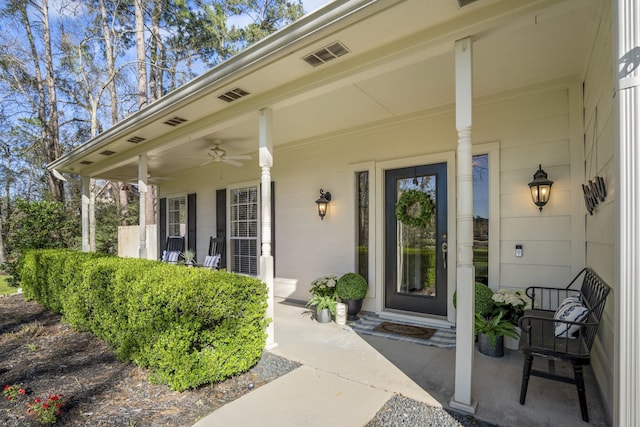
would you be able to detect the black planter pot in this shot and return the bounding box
[478,333,504,357]
[342,298,363,321]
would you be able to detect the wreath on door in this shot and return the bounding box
[395,190,434,228]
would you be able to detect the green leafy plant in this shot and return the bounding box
[3,384,26,401]
[491,288,532,325]
[181,249,196,265]
[309,275,337,298]
[474,312,519,348]
[453,282,495,317]
[27,393,64,424]
[336,273,368,300]
[306,294,337,315]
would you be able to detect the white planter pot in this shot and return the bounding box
[504,326,521,350]
[316,308,332,323]
[335,303,347,325]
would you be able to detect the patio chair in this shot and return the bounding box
[518,268,610,422]
[202,235,225,269]
[161,236,184,264]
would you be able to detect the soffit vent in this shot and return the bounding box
[99,150,116,156]
[127,136,146,144]
[303,41,350,67]
[163,116,188,127]
[79,160,93,165]
[217,87,251,103]
[457,0,479,7]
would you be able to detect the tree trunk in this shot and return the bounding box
[135,0,147,110]
[99,0,129,224]
[18,0,63,202]
[41,0,64,202]
[146,187,156,225]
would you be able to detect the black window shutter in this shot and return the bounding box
[187,193,197,258]
[216,189,226,269]
[159,197,167,258]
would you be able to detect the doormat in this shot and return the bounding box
[349,315,456,349]
[373,321,436,341]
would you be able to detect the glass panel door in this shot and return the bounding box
[385,163,447,315]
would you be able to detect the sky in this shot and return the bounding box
[303,0,333,14]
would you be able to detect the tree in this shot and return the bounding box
[0,0,65,202]
[0,0,306,256]
[6,199,77,253]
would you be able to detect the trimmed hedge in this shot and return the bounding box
[18,250,269,391]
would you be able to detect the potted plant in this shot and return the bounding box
[336,272,368,321]
[307,275,338,323]
[452,282,495,318]
[181,249,196,266]
[309,275,338,297]
[306,294,337,323]
[474,312,519,357]
[491,288,532,349]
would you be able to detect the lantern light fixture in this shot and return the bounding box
[528,165,553,212]
[315,189,332,220]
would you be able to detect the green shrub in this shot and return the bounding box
[18,250,269,391]
[336,272,368,300]
[453,282,495,316]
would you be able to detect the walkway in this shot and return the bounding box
[194,298,609,426]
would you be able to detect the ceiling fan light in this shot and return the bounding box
[211,146,226,158]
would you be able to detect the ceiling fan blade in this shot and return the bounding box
[200,159,214,166]
[226,154,252,160]
[223,159,243,167]
[149,176,173,183]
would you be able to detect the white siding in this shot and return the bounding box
[582,0,615,420]
[473,86,582,290]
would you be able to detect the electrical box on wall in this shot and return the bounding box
[515,244,523,257]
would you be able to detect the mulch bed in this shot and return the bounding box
[0,293,299,426]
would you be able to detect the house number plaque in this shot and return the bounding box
[582,176,607,215]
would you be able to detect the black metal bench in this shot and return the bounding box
[518,267,610,422]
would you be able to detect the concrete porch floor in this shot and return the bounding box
[194,298,609,426]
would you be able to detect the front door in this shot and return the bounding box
[385,163,448,316]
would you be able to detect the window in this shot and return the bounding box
[473,154,489,285]
[356,171,369,282]
[168,196,186,237]
[229,185,259,275]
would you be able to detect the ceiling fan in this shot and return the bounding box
[124,173,173,185]
[200,140,252,167]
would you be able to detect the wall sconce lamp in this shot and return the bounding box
[315,189,332,220]
[528,165,553,212]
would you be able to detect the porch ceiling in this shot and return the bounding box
[51,0,600,182]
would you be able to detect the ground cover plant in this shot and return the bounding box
[0,275,17,296]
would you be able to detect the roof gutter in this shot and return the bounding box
[49,0,402,172]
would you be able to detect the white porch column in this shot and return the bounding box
[259,108,276,349]
[450,36,477,414]
[614,1,639,425]
[81,176,90,252]
[138,154,148,259]
[89,179,96,251]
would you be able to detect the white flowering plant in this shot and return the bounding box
[491,289,532,325]
[309,275,338,298]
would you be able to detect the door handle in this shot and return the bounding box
[441,233,448,269]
